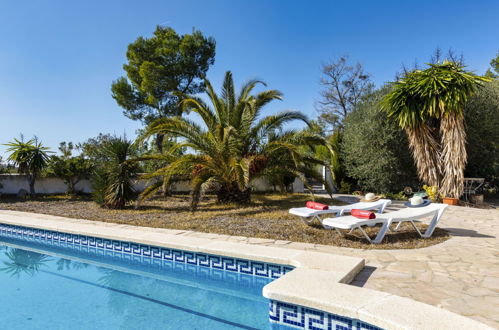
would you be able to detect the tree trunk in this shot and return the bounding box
[439,114,467,198]
[67,179,76,195]
[155,134,164,154]
[216,184,251,204]
[405,126,441,187]
[28,175,36,197]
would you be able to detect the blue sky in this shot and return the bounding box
[0,0,497,157]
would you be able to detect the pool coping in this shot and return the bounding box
[0,210,491,330]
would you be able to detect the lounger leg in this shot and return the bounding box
[372,219,393,244]
[378,201,389,214]
[422,209,444,238]
[356,227,373,243]
[409,220,423,237]
[300,217,315,225]
[300,215,333,228]
[315,215,324,227]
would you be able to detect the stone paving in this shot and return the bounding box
[345,204,499,328]
[181,202,499,328]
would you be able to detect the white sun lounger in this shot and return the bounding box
[321,203,448,244]
[289,199,391,227]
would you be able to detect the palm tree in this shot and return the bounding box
[383,61,489,198]
[4,137,51,196]
[138,71,333,209]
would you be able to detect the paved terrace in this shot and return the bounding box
[0,203,497,328]
[182,202,499,328]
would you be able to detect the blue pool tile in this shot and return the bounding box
[0,223,293,280]
[269,300,383,330]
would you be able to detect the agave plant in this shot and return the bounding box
[137,71,333,209]
[382,61,489,198]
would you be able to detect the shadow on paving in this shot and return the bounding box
[444,227,495,238]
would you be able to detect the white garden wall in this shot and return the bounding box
[0,174,92,194]
[0,174,305,195]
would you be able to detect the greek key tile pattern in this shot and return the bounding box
[269,300,382,330]
[0,223,294,279]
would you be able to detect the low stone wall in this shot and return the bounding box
[0,174,304,195]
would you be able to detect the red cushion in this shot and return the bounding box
[306,201,329,210]
[351,209,376,219]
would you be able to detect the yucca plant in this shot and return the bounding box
[4,137,51,196]
[137,71,334,209]
[91,137,139,209]
[382,61,489,198]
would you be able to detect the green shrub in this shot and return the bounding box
[382,191,409,201]
[464,80,499,185]
[339,180,353,194]
[46,142,93,195]
[90,137,138,209]
[342,87,418,193]
[91,167,108,206]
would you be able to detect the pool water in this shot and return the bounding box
[0,236,274,330]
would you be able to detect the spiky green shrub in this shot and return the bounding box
[91,137,138,209]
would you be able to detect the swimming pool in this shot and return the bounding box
[0,215,488,330]
[0,224,294,330]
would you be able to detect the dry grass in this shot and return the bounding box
[0,193,449,249]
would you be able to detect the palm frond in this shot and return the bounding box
[180,97,217,130]
[137,180,163,206]
[251,111,309,140]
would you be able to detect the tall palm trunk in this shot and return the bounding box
[439,114,467,198]
[27,174,36,197]
[405,126,441,187]
[155,133,173,197]
[67,180,75,195]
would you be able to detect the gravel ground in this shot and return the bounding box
[0,193,449,249]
